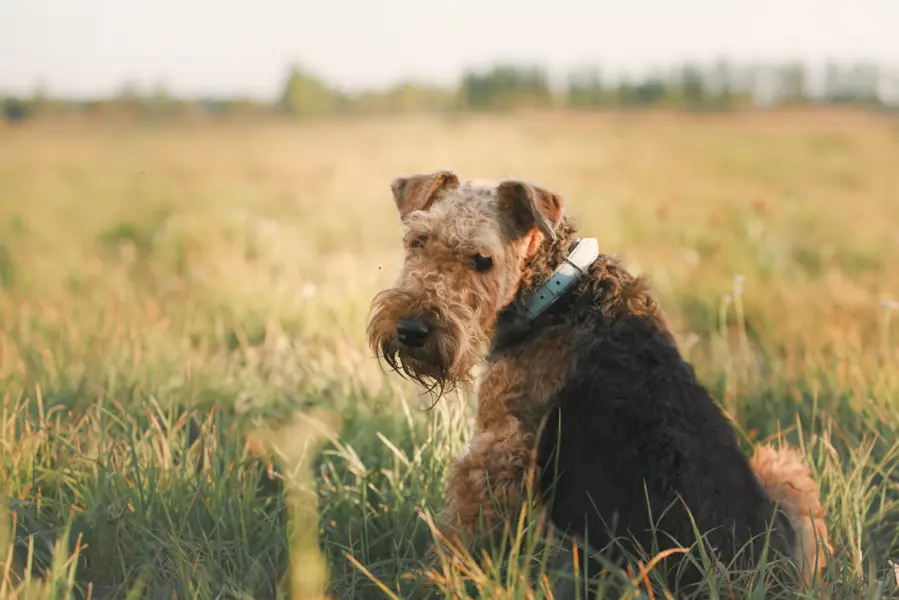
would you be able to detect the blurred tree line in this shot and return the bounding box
[3,59,898,123]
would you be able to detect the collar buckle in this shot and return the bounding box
[520,237,599,323]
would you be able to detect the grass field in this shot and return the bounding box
[1,110,898,599]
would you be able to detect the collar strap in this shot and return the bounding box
[518,237,599,324]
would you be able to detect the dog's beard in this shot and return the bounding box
[366,289,489,400]
[378,338,454,398]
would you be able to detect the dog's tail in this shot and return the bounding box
[749,444,831,583]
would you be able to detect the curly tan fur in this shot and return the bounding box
[366,172,556,394]
[440,417,537,538]
[750,444,832,582]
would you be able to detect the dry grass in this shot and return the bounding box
[0,110,897,598]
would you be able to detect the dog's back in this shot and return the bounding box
[523,257,821,589]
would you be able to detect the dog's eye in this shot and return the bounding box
[473,254,494,272]
[410,234,428,249]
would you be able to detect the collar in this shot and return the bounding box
[516,237,599,326]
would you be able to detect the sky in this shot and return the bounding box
[1,0,897,100]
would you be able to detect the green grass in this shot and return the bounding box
[0,110,898,598]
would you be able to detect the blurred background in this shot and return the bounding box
[1,2,898,599]
[2,1,898,119]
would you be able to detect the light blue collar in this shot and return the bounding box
[520,237,599,323]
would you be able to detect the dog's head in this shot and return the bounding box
[366,169,564,394]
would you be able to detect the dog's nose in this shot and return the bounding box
[396,317,431,348]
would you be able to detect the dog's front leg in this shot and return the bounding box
[437,418,537,547]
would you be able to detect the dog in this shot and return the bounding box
[366,169,831,590]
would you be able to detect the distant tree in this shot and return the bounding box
[614,77,667,108]
[118,80,140,102]
[729,62,758,100]
[708,59,735,109]
[146,80,178,118]
[2,98,30,123]
[780,62,807,103]
[853,63,881,104]
[460,65,552,110]
[823,62,854,103]
[823,62,878,104]
[21,80,52,117]
[279,65,341,117]
[352,81,455,114]
[150,80,171,103]
[879,67,899,107]
[566,68,606,108]
[680,64,706,109]
[615,80,634,107]
[103,79,142,118]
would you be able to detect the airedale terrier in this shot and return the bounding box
[366,169,831,587]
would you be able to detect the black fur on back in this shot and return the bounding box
[492,251,797,591]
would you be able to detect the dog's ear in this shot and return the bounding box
[390,169,460,218]
[496,178,563,241]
